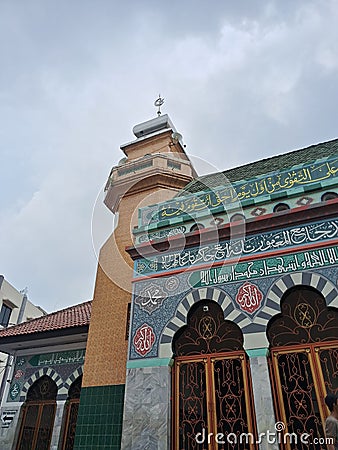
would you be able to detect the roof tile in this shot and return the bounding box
[178,138,338,195]
[0,301,91,338]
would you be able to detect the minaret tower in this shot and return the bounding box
[74,100,195,449]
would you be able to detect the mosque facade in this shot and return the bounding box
[74,111,338,450]
[0,110,337,450]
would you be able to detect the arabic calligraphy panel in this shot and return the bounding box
[135,283,166,314]
[138,157,338,225]
[133,324,156,356]
[235,282,263,314]
[135,219,338,276]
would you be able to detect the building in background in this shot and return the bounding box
[0,277,46,405]
[0,276,45,329]
[0,300,91,450]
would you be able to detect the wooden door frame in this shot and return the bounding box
[173,351,258,450]
[269,341,338,450]
[16,400,56,450]
[61,398,80,450]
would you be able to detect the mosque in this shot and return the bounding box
[0,102,337,450]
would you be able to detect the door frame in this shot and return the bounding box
[173,350,257,450]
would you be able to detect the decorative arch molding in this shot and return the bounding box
[19,367,62,402]
[158,273,338,357]
[256,272,338,330]
[159,287,249,358]
[58,366,83,399]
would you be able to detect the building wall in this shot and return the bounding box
[0,278,46,327]
[75,120,195,449]
[0,343,85,450]
[123,257,338,449]
[0,278,46,405]
[78,124,338,450]
[121,155,338,449]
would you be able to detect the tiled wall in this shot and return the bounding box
[121,366,171,450]
[73,384,125,450]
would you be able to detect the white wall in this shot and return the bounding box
[0,277,46,408]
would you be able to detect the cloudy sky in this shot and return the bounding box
[1,0,338,312]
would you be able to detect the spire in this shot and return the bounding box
[154,94,164,117]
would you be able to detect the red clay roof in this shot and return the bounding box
[0,301,91,338]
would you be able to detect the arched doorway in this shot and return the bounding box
[61,375,82,450]
[172,300,257,450]
[16,375,57,450]
[267,286,338,450]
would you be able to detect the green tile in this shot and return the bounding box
[270,191,287,199]
[73,384,125,450]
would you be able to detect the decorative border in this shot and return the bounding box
[19,367,63,402]
[58,366,83,399]
[158,272,338,358]
[138,155,338,228]
[135,219,338,275]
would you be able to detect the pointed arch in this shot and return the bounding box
[267,285,338,347]
[58,366,83,399]
[159,287,245,357]
[172,300,244,356]
[16,376,57,450]
[255,272,338,331]
[19,367,62,402]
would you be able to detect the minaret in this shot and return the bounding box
[74,101,195,449]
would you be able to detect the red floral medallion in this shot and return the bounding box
[133,323,155,356]
[14,370,24,379]
[236,282,263,314]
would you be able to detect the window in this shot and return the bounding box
[230,213,245,223]
[0,304,12,327]
[321,192,338,202]
[273,203,290,213]
[189,223,205,232]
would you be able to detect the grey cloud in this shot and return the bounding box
[1,0,338,311]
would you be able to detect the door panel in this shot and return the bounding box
[176,360,209,450]
[17,404,39,450]
[271,348,324,450]
[212,356,255,450]
[35,404,56,450]
[316,345,338,396]
[62,400,80,450]
[16,402,56,450]
[174,353,257,450]
[267,286,338,449]
[270,343,338,450]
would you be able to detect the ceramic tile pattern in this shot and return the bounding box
[130,266,338,360]
[73,384,125,450]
